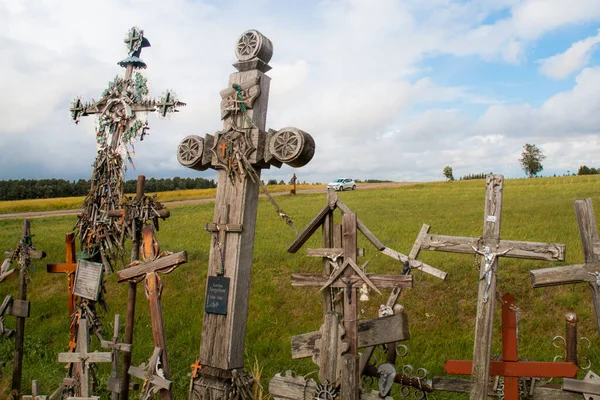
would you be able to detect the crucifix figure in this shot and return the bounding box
[178,30,315,399]
[58,318,113,398]
[4,220,46,399]
[70,26,185,271]
[530,198,600,339]
[418,175,566,400]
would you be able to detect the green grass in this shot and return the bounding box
[0,175,599,399]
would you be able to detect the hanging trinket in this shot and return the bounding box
[378,305,393,318]
[359,283,369,302]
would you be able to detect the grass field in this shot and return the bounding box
[0,175,599,399]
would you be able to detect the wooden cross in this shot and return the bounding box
[4,220,46,397]
[563,370,600,398]
[47,232,78,340]
[444,293,578,400]
[58,318,113,398]
[128,347,172,399]
[22,380,48,400]
[530,198,600,338]
[418,175,566,399]
[177,29,316,397]
[100,314,132,400]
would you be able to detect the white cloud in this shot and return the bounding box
[539,30,600,79]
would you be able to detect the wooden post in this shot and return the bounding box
[565,312,578,366]
[179,29,315,398]
[22,380,48,400]
[46,233,78,340]
[530,198,600,338]
[100,314,132,399]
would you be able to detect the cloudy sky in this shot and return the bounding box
[1,0,600,183]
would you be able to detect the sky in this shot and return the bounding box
[1,0,600,184]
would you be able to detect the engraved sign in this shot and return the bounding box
[205,276,230,315]
[73,260,103,301]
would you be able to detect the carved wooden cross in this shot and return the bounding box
[22,380,48,400]
[4,220,46,397]
[128,347,172,399]
[177,29,316,396]
[117,242,187,400]
[58,318,113,398]
[100,314,132,399]
[444,293,578,400]
[47,232,78,340]
[418,175,566,399]
[530,198,600,338]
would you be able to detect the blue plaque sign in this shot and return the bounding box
[205,275,230,315]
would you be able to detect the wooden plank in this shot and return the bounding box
[307,248,364,258]
[291,312,410,359]
[530,263,599,287]
[316,312,344,383]
[269,373,318,400]
[117,251,187,282]
[287,203,332,253]
[380,247,447,280]
[432,378,578,399]
[342,213,358,357]
[341,354,359,400]
[291,274,413,288]
[205,223,243,232]
[432,377,474,393]
[4,249,46,259]
[409,224,430,260]
[335,200,385,250]
[321,192,334,317]
[7,299,30,318]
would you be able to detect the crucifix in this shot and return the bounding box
[418,175,566,400]
[530,198,600,338]
[100,314,132,399]
[22,380,48,400]
[128,347,172,399]
[58,318,113,398]
[444,293,578,400]
[177,29,315,398]
[70,26,184,271]
[4,219,46,398]
[47,232,79,340]
[117,234,187,400]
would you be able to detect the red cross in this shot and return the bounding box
[444,293,578,399]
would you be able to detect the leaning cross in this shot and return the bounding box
[100,314,132,399]
[418,175,566,400]
[530,198,600,338]
[177,29,315,396]
[4,220,46,398]
[444,293,578,400]
[58,318,113,398]
[46,232,79,341]
[128,347,172,400]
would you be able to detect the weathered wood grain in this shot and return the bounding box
[432,378,579,399]
[341,354,359,400]
[287,203,331,253]
[380,247,447,280]
[530,263,599,287]
[291,274,413,288]
[117,251,187,282]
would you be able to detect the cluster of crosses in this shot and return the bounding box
[2,26,600,400]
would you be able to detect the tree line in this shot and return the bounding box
[0,177,216,201]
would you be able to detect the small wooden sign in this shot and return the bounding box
[72,260,103,301]
[205,276,229,315]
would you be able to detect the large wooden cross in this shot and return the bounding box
[58,318,113,398]
[444,293,578,400]
[177,29,315,396]
[100,314,132,400]
[47,232,78,340]
[530,198,600,338]
[418,174,566,399]
[4,220,46,398]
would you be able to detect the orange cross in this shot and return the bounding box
[190,359,202,379]
[218,141,227,157]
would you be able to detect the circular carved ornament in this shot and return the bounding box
[235,30,273,63]
[269,127,315,168]
[177,135,205,171]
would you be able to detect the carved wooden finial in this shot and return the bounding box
[233,29,273,72]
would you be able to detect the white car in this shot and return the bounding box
[327,178,356,191]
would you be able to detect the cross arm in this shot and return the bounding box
[380,247,447,280]
[4,249,46,259]
[291,273,412,288]
[530,263,600,287]
[291,312,410,359]
[117,251,187,282]
[46,263,77,273]
[100,339,132,353]
[444,360,578,378]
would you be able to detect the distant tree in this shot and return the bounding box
[519,144,546,177]
[267,179,278,185]
[278,179,285,185]
[578,165,600,175]
[443,166,454,182]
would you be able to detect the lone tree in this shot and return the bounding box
[443,165,454,181]
[519,143,546,177]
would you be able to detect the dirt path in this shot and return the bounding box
[0,182,418,220]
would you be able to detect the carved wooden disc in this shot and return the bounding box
[269,127,315,168]
[235,30,273,63]
[177,135,205,170]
